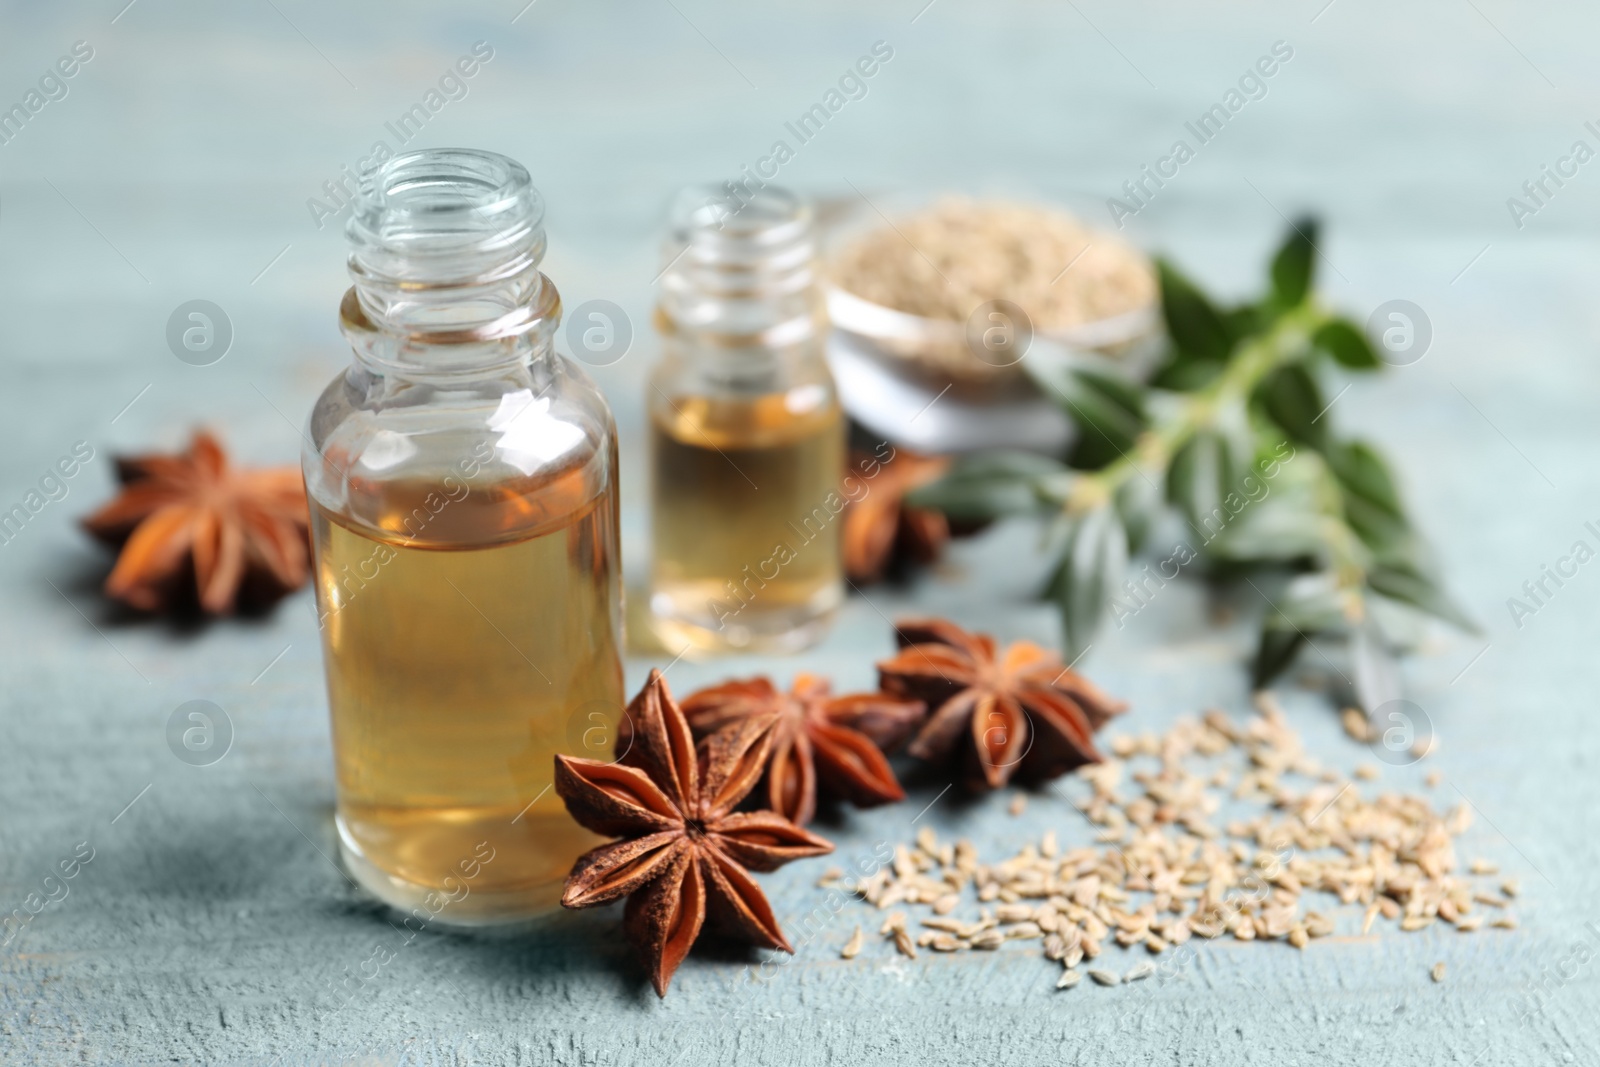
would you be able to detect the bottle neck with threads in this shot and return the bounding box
[309,149,616,544]
[341,148,560,383]
[656,185,823,389]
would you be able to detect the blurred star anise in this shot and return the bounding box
[842,448,952,582]
[81,430,309,614]
[679,673,925,826]
[555,670,833,996]
[877,618,1127,791]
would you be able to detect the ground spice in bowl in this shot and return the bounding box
[827,197,1157,384]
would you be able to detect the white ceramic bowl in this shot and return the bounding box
[818,194,1161,454]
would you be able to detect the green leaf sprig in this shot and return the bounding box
[910,219,1476,710]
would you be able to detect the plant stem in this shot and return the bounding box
[1070,305,1323,512]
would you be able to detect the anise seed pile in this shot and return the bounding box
[827,693,1517,990]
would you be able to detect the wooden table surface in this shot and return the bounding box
[1,1,1596,1063]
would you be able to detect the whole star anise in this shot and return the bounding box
[81,430,309,614]
[678,673,925,826]
[877,618,1128,791]
[842,448,952,583]
[555,669,833,996]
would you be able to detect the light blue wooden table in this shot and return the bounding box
[1,1,1596,1063]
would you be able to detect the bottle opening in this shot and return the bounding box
[346,148,551,348]
[659,183,819,342]
[357,149,540,248]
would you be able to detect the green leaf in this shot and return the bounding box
[1252,571,1346,687]
[1366,561,1479,633]
[1205,504,1327,561]
[1252,627,1305,688]
[1055,370,1149,471]
[907,452,1067,522]
[1256,362,1328,450]
[1166,430,1234,537]
[1313,319,1379,370]
[1327,440,1411,555]
[1075,369,1147,416]
[1157,258,1232,363]
[1046,504,1127,662]
[1278,572,1351,630]
[1327,441,1403,517]
[1269,217,1318,308]
[1343,498,1413,560]
[1149,352,1226,392]
[1350,620,1403,716]
[1223,303,1266,342]
[1114,475,1161,555]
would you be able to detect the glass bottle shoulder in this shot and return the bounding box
[648,335,840,452]
[305,355,616,549]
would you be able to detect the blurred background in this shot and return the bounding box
[1,1,1595,1062]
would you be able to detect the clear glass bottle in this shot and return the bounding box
[647,185,845,654]
[303,148,624,923]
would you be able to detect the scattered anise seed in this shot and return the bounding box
[1425,771,1443,788]
[1353,764,1379,781]
[554,670,832,996]
[1125,961,1155,982]
[1431,962,1447,983]
[971,929,1006,950]
[841,926,864,959]
[1009,794,1027,817]
[1057,969,1082,989]
[1088,969,1121,987]
[1341,708,1371,742]
[878,617,1127,791]
[831,697,1518,991]
[81,430,310,615]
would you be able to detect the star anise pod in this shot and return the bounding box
[678,673,925,826]
[555,669,833,996]
[877,617,1128,792]
[842,448,952,583]
[81,430,309,614]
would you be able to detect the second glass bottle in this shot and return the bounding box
[647,186,845,653]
